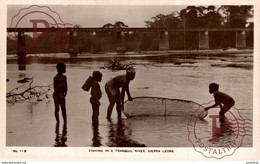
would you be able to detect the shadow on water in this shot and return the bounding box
[54,123,68,147]
[106,118,145,147]
[92,124,102,147]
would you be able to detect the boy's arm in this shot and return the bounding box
[53,77,57,91]
[92,83,101,104]
[205,96,221,111]
[64,76,68,96]
[205,103,219,111]
[121,82,132,102]
[125,84,133,101]
[205,93,221,111]
[121,86,126,105]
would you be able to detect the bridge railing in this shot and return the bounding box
[7,27,253,32]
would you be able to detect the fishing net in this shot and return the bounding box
[123,97,207,119]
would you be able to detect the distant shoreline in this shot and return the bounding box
[6,49,253,59]
[117,49,253,56]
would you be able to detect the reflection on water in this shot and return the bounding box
[210,119,236,146]
[124,116,193,147]
[54,123,68,147]
[92,124,102,147]
[19,72,26,78]
[106,118,146,147]
[191,116,241,147]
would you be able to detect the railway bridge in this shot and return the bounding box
[7,27,253,70]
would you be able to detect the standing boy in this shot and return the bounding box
[90,71,102,125]
[53,63,68,123]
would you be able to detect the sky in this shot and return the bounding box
[7,5,187,28]
[7,5,253,29]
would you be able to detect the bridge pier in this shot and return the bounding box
[116,32,126,52]
[69,31,79,56]
[17,32,26,70]
[199,31,209,50]
[236,31,246,49]
[159,31,170,51]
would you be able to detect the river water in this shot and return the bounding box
[6,52,253,147]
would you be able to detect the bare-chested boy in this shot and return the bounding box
[53,63,67,123]
[105,68,136,119]
[205,83,235,118]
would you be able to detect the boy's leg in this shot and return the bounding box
[219,103,233,122]
[106,87,115,119]
[53,95,60,123]
[116,101,122,118]
[115,91,122,118]
[219,104,232,116]
[60,97,67,123]
[92,104,99,125]
[220,99,235,116]
[107,100,115,119]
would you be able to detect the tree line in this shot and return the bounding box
[7,5,253,54]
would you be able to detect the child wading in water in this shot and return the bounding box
[205,83,235,120]
[105,67,136,119]
[53,63,68,124]
[89,71,102,125]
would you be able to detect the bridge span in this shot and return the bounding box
[7,27,253,70]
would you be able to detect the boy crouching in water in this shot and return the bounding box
[89,71,102,125]
[205,83,235,121]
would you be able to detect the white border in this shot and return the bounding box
[0,0,259,161]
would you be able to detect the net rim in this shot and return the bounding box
[124,96,204,108]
